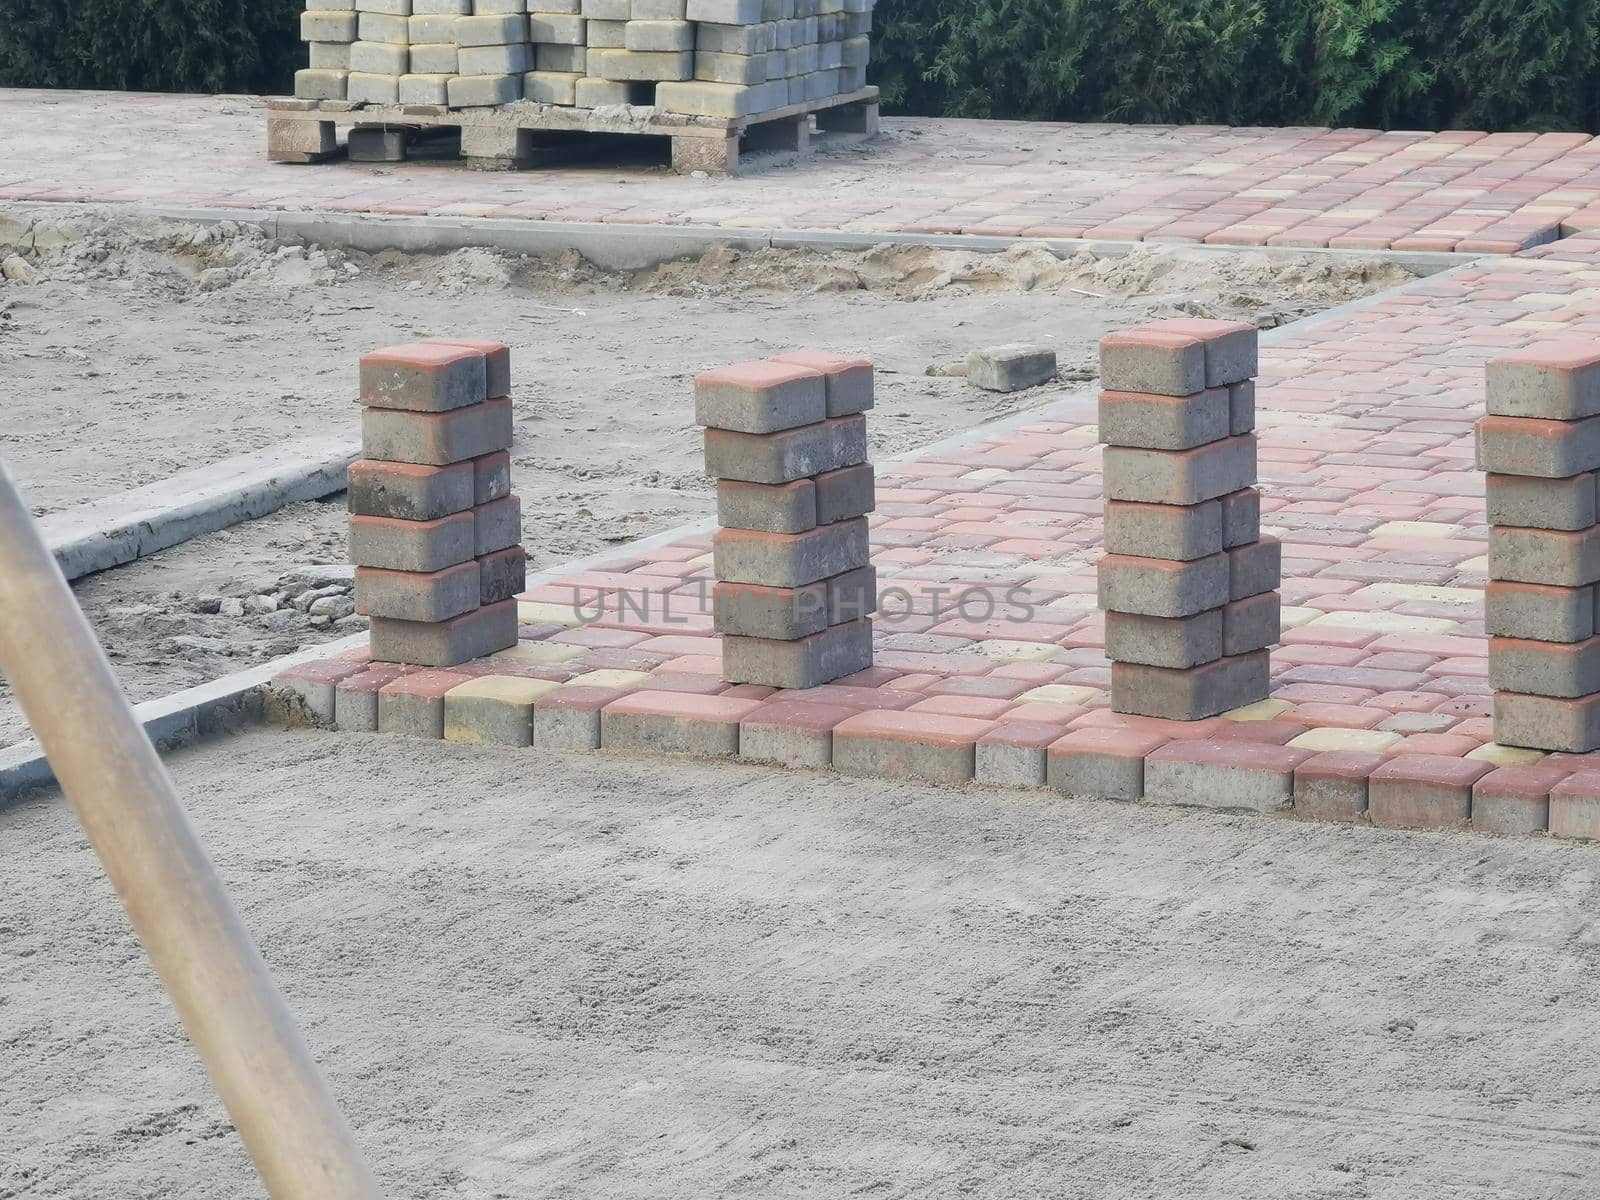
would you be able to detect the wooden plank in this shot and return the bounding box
[265,88,879,141]
[734,88,879,133]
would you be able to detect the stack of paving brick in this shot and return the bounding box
[652,0,872,118]
[297,0,873,118]
[350,339,526,667]
[399,2,468,105]
[526,3,591,105]
[1096,319,1279,720]
[334,0,414,105]
[449,8,533,107]
[700,354,877,688]
[1479,342,1600,752]
[300,7,359,94]
[578,0,694,103]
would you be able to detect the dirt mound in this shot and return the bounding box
[0,211,1416,326]
[636,241,1416,323]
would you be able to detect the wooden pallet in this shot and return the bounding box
[266,87,879,175]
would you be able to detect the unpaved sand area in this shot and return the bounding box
[0,211,1413,746]
[1,212,1413,520]
[2,728,1597,1198]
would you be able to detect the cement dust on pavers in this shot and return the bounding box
[0,212,1409,743]
[2,728,1598,1198]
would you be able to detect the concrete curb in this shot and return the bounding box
[42,436,358,580]
[4,201,1474,276]
[0,632,368,804]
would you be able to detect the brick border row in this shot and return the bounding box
[268,653,1600,838]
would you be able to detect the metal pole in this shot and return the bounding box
[0,458,381,1200]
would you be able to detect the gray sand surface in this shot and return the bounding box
[2,727,1596,1198]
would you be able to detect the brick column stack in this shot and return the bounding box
[345,0,414,105]
[700,353,877,689]
[1096,318,1279,720]
[1479,342,1600,752]
[351,339,525,668]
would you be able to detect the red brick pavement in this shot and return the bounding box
[10,90,1600,251]
[274,244,1600,837]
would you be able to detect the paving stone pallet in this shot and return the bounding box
[266,86,877,173]
[295,0,873,126]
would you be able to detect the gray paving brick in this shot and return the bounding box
[347,458,474,521]
[713,516,870,587]
[1110,650,1270,720]
[717,478,817,533]
[355,561,481,623]
[359,342,486,412]
[1103,499,1222,561]
[1488,635,1600,698]
[722,617,873,688]
[695,359,826,434]
[369,599,518,667]
[1099,387,1230,450]
[362,397,513,466]
[1104,607,1223,668]
[966,345,1057,392]
[348,511,475,573]
[1484,581,1593,642]
[1103,435,1256,506]
[1097,551,1229,619]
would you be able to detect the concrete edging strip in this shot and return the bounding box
[42,435,359,581]
[0,631,369,803]
[5,201,1473,276]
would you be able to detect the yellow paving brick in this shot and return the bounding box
[444,675,562,745]
[1370,521,1464,540]
[1352,582,1480,607]
[1465,743,1547,767]
[972,640,1062,662]
[565,669,655,689]
[491,641,585,664]
[1305,611,1460,635]
[1287,727,1403,754]
[1280,606,1322,629]
[1016,684,1100,705]
[516,600,592,627]
[1222,699,1293,722]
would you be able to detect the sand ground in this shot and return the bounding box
[0,212,1413,748]
[2,727,1597,1198]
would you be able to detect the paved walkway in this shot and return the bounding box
[9,89,1600,251]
